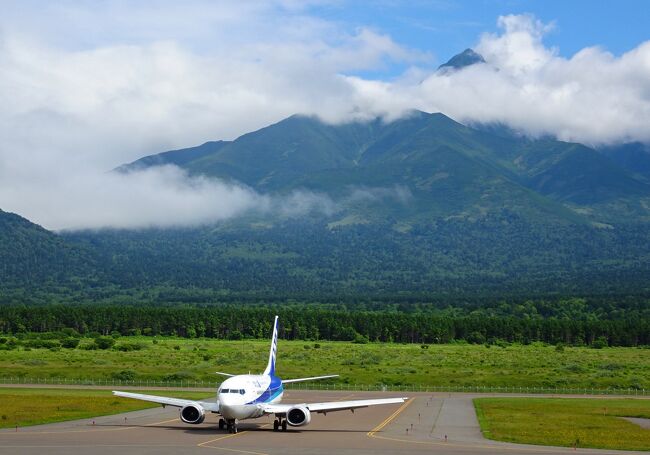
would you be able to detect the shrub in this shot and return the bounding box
[353,334,369,344]
[23,339,61,349]
[592,337,608,349]
[555,343,565,352]
[467,331,486,344]
[61,328,80,338]
[115,342,145,352]
[164,371,195,382]
[61,338,80,349]
[94,336,116,350]
[111,370,137,381]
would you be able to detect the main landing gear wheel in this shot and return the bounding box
[273,417,288,432]
[218,418,225,430]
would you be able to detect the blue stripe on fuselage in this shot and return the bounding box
[246,375,283,405]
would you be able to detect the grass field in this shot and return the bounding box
[0,388,212,429]
[1,337,648,389]
[474,398,650,451]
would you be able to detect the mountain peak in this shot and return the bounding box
[438,48,486,72]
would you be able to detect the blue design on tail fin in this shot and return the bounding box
[263,315,279,376]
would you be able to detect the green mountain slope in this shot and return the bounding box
[119,111,650,225]
[3,111,650,302]
[0,209,95,289]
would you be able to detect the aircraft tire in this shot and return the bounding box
[282,420,287,431]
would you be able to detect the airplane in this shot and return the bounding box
[113,315,407,433]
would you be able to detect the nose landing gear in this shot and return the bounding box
[224,419,238,433]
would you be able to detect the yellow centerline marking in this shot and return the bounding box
[197,431,250,446]
[367,397,413,437]
[197,423,271,455]
[367,398,602,454]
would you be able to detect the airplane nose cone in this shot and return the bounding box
[218,402,252,420]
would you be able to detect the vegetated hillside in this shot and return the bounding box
[3,107,650,302]
[0,209,96,292]
[120,111,650,225]
[61,216,650,299]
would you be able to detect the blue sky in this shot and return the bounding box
[308,0,650,78]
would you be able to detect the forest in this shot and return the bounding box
[0,302,647,347]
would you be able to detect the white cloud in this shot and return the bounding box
[0,164,341,231]
[0,6,648,230]
[347,14,650,145]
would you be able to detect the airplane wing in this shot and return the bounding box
[261,397,407,415]
[215,371,235,377]
[282,374,339,384]
[112,391,220,412]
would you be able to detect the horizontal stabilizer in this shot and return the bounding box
[282,374,339,384]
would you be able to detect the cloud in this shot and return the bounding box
[0,164,342,231]
[346,14,650,145]
[0,6,649,230]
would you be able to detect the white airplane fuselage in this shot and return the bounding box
[217,373,284,420]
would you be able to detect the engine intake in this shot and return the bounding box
[286,406,311,426]
[180,404,205,424]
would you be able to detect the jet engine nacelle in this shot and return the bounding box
[286,406,311,426]
[180,404,205,424]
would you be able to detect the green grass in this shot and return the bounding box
[1,338,648,389]
[474,398,650,451]
[0,388,212,429]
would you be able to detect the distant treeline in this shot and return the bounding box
[0,305,647,347]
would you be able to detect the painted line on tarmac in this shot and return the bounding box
[198,423,271,455]
[367,398,628,454]
[428,397,444,437]
[367,397,413,437]
[0,417,180,436]
[367,432,621,454]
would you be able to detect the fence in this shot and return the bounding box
[0,376,646,396]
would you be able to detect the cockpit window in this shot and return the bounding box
[239,389,245,395]
[221,389,229,393]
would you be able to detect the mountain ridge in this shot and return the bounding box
[119,110,650,226]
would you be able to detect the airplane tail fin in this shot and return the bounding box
[263,315,279,376]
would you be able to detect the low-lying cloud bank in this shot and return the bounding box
[0,165,342,231]
[1,163,415,230]
[1,5,649,229]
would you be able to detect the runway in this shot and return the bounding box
[0,391,644,455]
